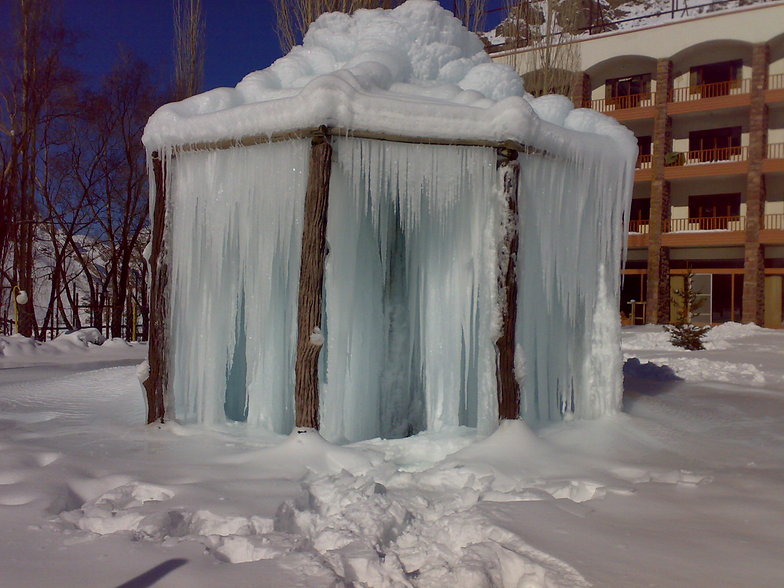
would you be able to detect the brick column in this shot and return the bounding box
[570,72,591,108]
[645,59,673,324]
[742,43,769,324]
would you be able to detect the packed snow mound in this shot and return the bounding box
[52,328,106,348]
[0,331,143,362]
[143,0,634,155]
[0,333,42,357]
[705,321,766,343]
[622,322,769,353]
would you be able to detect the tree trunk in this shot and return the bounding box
[294,128,332,429]
[495,148,521,420]
[143,155,170,423]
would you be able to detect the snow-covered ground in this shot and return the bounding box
[0,323,782,587]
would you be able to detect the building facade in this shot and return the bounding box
[491,1,784,327]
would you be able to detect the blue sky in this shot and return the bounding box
[62,0,280,90]
[51,1,506,93]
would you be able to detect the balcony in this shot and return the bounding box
[636,153,652,169]
[663,215,745,246]
[668,79,751,114]
[762,213,784,244]
[667,216,745,232]
[677,145,746,164]
[628,214,784,246]
[636,143,784,182]
[764,142,784,173]
[627,219,650,247]
[766,213,784,230]
[670,79,751,102]
[585,93,655,121]
[766,73,784,104]
[591,69,782,121]
[664,146,748,179]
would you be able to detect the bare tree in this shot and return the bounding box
[453,0,488,34]
[88,55,159,338]
[35,78,105,337]
[0,0,73,337]
[173,0,205,101]
[499,0,580,97]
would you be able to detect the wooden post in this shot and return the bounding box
[496,148,521,420]
[294,128,333,429]
[143,153,170,424]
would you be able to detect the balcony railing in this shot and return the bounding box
[667,216,745,232]
[636,153,652,169]
[670,78,751,102]
[586,93,654,113]
[666,145,747,166]
[765,213,784,230]
[631,214,782,233]
[768,142,784,159]
[769,73,784,91]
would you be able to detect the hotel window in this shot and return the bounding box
[636,135,652,167]
[689,60,742,97]
[629,198,650,232]
[688,193,741,229]
[688,126,741,162]
[605,73,651,108]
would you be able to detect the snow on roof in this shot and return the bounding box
[143,0,634,156]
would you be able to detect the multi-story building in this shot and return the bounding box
[491,1,784,327]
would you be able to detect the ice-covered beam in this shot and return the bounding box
[171,127,542,159]
[295,128,332,429]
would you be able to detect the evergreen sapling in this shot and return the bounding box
[664,271,711,350]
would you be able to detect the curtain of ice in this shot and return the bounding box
[161,131,631,440]
[517,137,632,423]
[166,141,309,432]
[321,138,499,442]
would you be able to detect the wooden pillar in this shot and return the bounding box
[143,153,170,424]
[294,128,333,429]
[742,43,769,324]
[646,59,673,324]
[496,147,521,421]
[570,72,592,109]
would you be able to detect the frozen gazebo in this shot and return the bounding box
[142,0,635,442]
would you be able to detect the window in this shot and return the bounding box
[711,274,743,323]
[669,273,712,324]
[691,274,712,324]
[605,73,651,108]
[688,193,740,229]
[620,273,647,325]
[628,198,650,232]
[636,136,652,167]
[688,126,741,162]
[689,60,742,98]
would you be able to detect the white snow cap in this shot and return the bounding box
[143,0,633,154]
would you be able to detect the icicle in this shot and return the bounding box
[321,138,497,441]
[161,126,632,440]
[166,141,309,432]
[516,130,633,424]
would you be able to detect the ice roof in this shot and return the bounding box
[143,0,634,156]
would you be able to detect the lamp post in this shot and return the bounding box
[11,285,28,335]
[131,298,137,342]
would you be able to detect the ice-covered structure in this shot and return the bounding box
[142,0,636,442]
